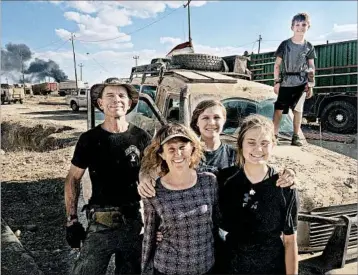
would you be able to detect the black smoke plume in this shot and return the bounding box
[1,43,68,83]
[1,43,32,71]
[26,58,68,82]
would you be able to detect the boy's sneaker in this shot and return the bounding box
[291,134,303,146]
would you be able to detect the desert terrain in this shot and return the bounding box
[1,95,357,274]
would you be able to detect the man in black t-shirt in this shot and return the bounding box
[64,81,151,274]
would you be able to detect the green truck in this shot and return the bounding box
[248,39,357,134]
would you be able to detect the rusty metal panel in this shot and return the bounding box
[309,203,358,250]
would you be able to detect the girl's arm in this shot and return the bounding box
[283,233,298,275]
[282,189,299,275]
[141,198,159,275]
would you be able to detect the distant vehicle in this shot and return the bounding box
[65,88,89,111]
[1,84,25,104]
[32,82,58,95]
[58,80,86,96]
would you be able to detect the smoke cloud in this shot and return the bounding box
[1,43,32,72]
[26,59,68,82]
[1,43,68,83]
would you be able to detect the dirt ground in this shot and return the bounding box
[1,95,357,274]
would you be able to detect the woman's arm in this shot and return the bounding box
[283,233,298,275]
[141,199,159,275]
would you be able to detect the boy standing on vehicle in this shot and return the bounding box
[64,81,152,274]
[273,12,316,146]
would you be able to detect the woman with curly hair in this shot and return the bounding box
[141,123,219,275]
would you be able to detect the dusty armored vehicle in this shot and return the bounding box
[1,84,25,104]
[87,55,357,273]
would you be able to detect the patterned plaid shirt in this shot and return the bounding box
[141,172,219,275]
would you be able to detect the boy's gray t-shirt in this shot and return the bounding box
[275,39,316,87]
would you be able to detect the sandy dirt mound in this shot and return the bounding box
[271,144,357,211]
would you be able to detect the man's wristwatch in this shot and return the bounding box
[67,214,78,222]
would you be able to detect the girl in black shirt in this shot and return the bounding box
[218,114,299,275]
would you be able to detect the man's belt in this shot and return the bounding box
[92,211,126,228]
[82,205,128,228]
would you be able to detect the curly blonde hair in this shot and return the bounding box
[236,114,276,168]
[291,12,311,28]
[141,123,204,176]
[190,100,227,136]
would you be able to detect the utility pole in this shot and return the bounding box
[78,63,84,81]
[19,52,26,94]
[5,77,8,84]
[183,0,192,43]
[258,34,262,54]
[133,55,139,67]
[71,33,79,89]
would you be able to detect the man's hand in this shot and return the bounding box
[306,87,313,99]
[156,231,163,244]
[138,174,156,198]
[276,168,296,189]
[274,83,280,95]
[66,221,86,249]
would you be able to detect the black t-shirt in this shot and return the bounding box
[198,143,236,175]
[217,166,299,273]
[218,166,298,243]
[71,123,152,208]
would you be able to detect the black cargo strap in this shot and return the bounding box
[284,71,306,76]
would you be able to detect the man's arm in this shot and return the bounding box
[65,164,86,217]
[138,166,159,198]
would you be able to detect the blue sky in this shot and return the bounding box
[1,1,357,85]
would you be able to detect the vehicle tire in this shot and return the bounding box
[19,99,23,104]
[171,54,224,71]
[320,100,357,133]
[71,101,79,112]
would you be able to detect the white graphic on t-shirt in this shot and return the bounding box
[125,145,140,166]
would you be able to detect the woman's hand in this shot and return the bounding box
[277,168,296,189]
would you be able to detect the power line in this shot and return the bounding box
[32,36,72,51]
[31,39,70,61]
[33,39,70,60]
[90,57,114,75]
[75,6,182,43]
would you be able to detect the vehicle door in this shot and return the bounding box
[164,94,180,123]
[78,89,87,107]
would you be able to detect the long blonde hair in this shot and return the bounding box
[236,114,276,167]
[141,123,204,176]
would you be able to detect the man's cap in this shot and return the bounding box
[90,80,139,113]
[160,133,193,145]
